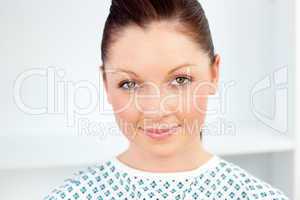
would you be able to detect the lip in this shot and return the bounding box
[140,125,180,140]
[144,126,178,134]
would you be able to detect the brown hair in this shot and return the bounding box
[101,0,214,140]
[101,0,215,66]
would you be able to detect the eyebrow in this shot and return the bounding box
[108,63,195,78]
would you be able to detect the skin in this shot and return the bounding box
[102,20,220,173]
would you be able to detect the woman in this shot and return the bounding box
[44,0,289,199]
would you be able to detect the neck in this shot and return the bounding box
[117,140,213,173]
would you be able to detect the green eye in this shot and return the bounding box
[118,75,192,91]
[171,76,192,86]
[118,80,138,90]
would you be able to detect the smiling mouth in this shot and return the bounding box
[142,125,180,134]
[138,125,181,139]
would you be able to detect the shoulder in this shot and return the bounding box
[43,159,113,200]
[212,158,290,200]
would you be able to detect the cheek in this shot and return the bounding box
[109,90,140,138]
[178,82,209,116]
[177,84,209,132]
[111,92,140,121]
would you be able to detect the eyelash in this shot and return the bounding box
[118,74,193,91]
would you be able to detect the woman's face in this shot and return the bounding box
[103,21,219,157]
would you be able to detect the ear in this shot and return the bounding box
[100,65,112,105]
[210,54,221,95]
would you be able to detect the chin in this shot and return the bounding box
[144,142,181,158]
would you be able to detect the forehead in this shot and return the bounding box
[105,21,210,76]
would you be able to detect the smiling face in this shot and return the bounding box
[103,21,220,157]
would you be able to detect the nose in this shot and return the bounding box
[134,81,175,118]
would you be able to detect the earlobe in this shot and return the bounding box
[209,81,218,95]
[100,69,112,105]
[210,54,221,95]
[107,95,112,105]
[103,80,112,105]
[106,90,112,105]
